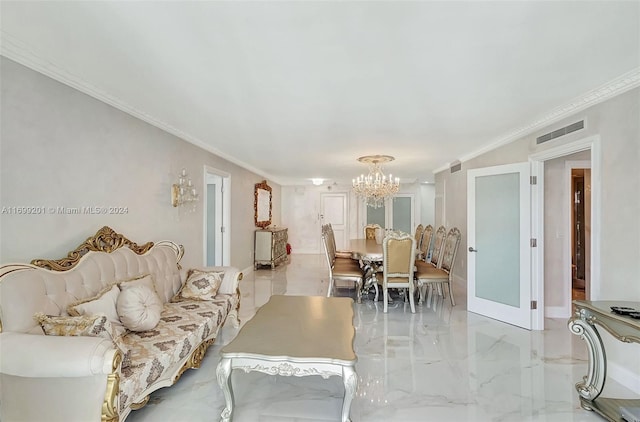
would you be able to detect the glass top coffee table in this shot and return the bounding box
[216,295,358,422]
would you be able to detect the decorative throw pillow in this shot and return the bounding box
[34,312,128,357]
[172,269,224,302]
[68,284,125,337]
[116,284,162,332]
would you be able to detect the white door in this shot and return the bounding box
[467,163,531,329]
[321,193,348,250]
[204,169,230,266]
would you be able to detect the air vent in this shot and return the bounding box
[537,120,584,144]
[450,161,462,173]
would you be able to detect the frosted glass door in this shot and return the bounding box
[467,163,531,329]
[392,196,413,235]
[366,205,386,229]
[206,184,217,266]
[205,171,229,266]
[475,173,520,306]
[365,195,414,236]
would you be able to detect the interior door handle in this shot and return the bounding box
[469,247,478,252]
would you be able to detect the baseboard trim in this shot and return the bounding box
[545,306,571,319]
[452,274,466,291]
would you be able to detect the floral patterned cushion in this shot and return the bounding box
[117,300,230,412]
[34,313,128,357]
[172,269,224,302]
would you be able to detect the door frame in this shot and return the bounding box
[203,165,231,266]
[529,135,601,329]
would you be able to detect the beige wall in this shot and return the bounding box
[419,183,436,228]
[0,57,279,272]
[435,87,640,391]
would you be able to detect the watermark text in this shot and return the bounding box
[1,206,129,215]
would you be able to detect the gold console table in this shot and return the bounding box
[568,300,640,421]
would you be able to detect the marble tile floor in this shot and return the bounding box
[127,254,634,422]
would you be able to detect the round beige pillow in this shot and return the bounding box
[116,284,162,332]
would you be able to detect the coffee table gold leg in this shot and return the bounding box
[216,358,234,422]
[568,316,606,401]
[341,366,357,422]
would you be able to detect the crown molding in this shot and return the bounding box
[433,67,640,174]
[2,30,637,184]
[0,30,286,185]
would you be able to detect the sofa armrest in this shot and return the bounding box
[193,266,242,295]
[0,332,118,378]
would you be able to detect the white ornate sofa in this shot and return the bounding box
[0,226,242,422]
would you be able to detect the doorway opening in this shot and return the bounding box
[570,167,591,301]
[204,167,230,266]
[530,135,600,328]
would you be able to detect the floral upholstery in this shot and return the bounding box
[119,300,228,412]
[0,227,243,422]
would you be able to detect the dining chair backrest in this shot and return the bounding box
[321,225,336,266]
[382,232,416,283]
[326,223,335,251]
[419,225,433,260]
[430,226,447,268]
[440,227,462,273]
[321,230,331,266]
[382,231,417,313]
[414,224,424,250]
[364,224,381,240]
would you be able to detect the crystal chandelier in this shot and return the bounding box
[352,155,400,209]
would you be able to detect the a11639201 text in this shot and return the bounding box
[1,206,129,215]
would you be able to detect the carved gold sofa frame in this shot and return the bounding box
[0,226,242,422]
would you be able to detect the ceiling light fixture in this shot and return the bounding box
[171,168,199,212]
[352,155,400,209]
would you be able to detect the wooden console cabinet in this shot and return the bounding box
[254,227,288,269]
[568,300,640,422]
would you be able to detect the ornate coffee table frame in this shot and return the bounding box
[216,295,358,422]
[568,300,640,421]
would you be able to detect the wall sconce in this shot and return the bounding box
[171,168,199,211]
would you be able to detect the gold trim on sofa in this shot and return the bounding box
[102,350,122,422]
[130,396,150,411]
[31,226,154,271]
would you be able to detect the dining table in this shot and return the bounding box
[348,238,383,299]
[348,238,383,262]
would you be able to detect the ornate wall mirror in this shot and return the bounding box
[254,180,272,228]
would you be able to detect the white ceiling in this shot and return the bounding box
[1,1,639,185]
